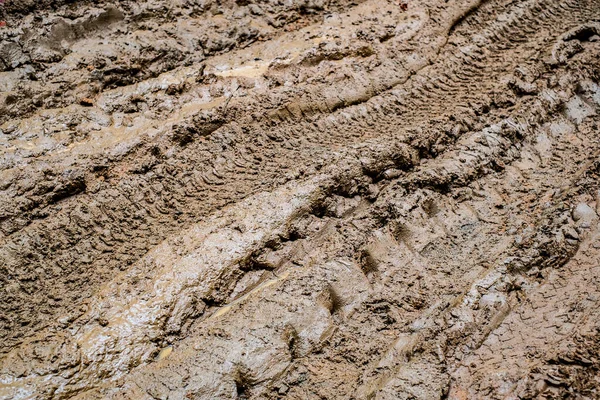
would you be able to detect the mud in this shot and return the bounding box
[1,0,600,399]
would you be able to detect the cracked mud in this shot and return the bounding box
[1,0,600,399]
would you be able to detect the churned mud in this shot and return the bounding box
[1,0,600,399]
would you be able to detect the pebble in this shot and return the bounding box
[156,346,173,361]
[572,203,597,226]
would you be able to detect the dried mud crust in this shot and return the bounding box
[1,0,600,399]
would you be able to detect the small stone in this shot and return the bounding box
[156,346,173,361]
[278,384,289,394]
[563,226,579,240]
[79,97,94,107]
[572,203,596,223]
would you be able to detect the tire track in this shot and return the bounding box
[0,0,597,366]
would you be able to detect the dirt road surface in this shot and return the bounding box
[1,0,600,398]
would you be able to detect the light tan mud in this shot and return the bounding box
[1,0,600,399]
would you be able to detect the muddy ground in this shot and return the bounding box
[1,0,600,398]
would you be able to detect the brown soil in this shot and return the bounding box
[1,0,600,398]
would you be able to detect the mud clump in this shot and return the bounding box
[1,0,600,399]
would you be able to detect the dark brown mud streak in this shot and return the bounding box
[0,0,598,356]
